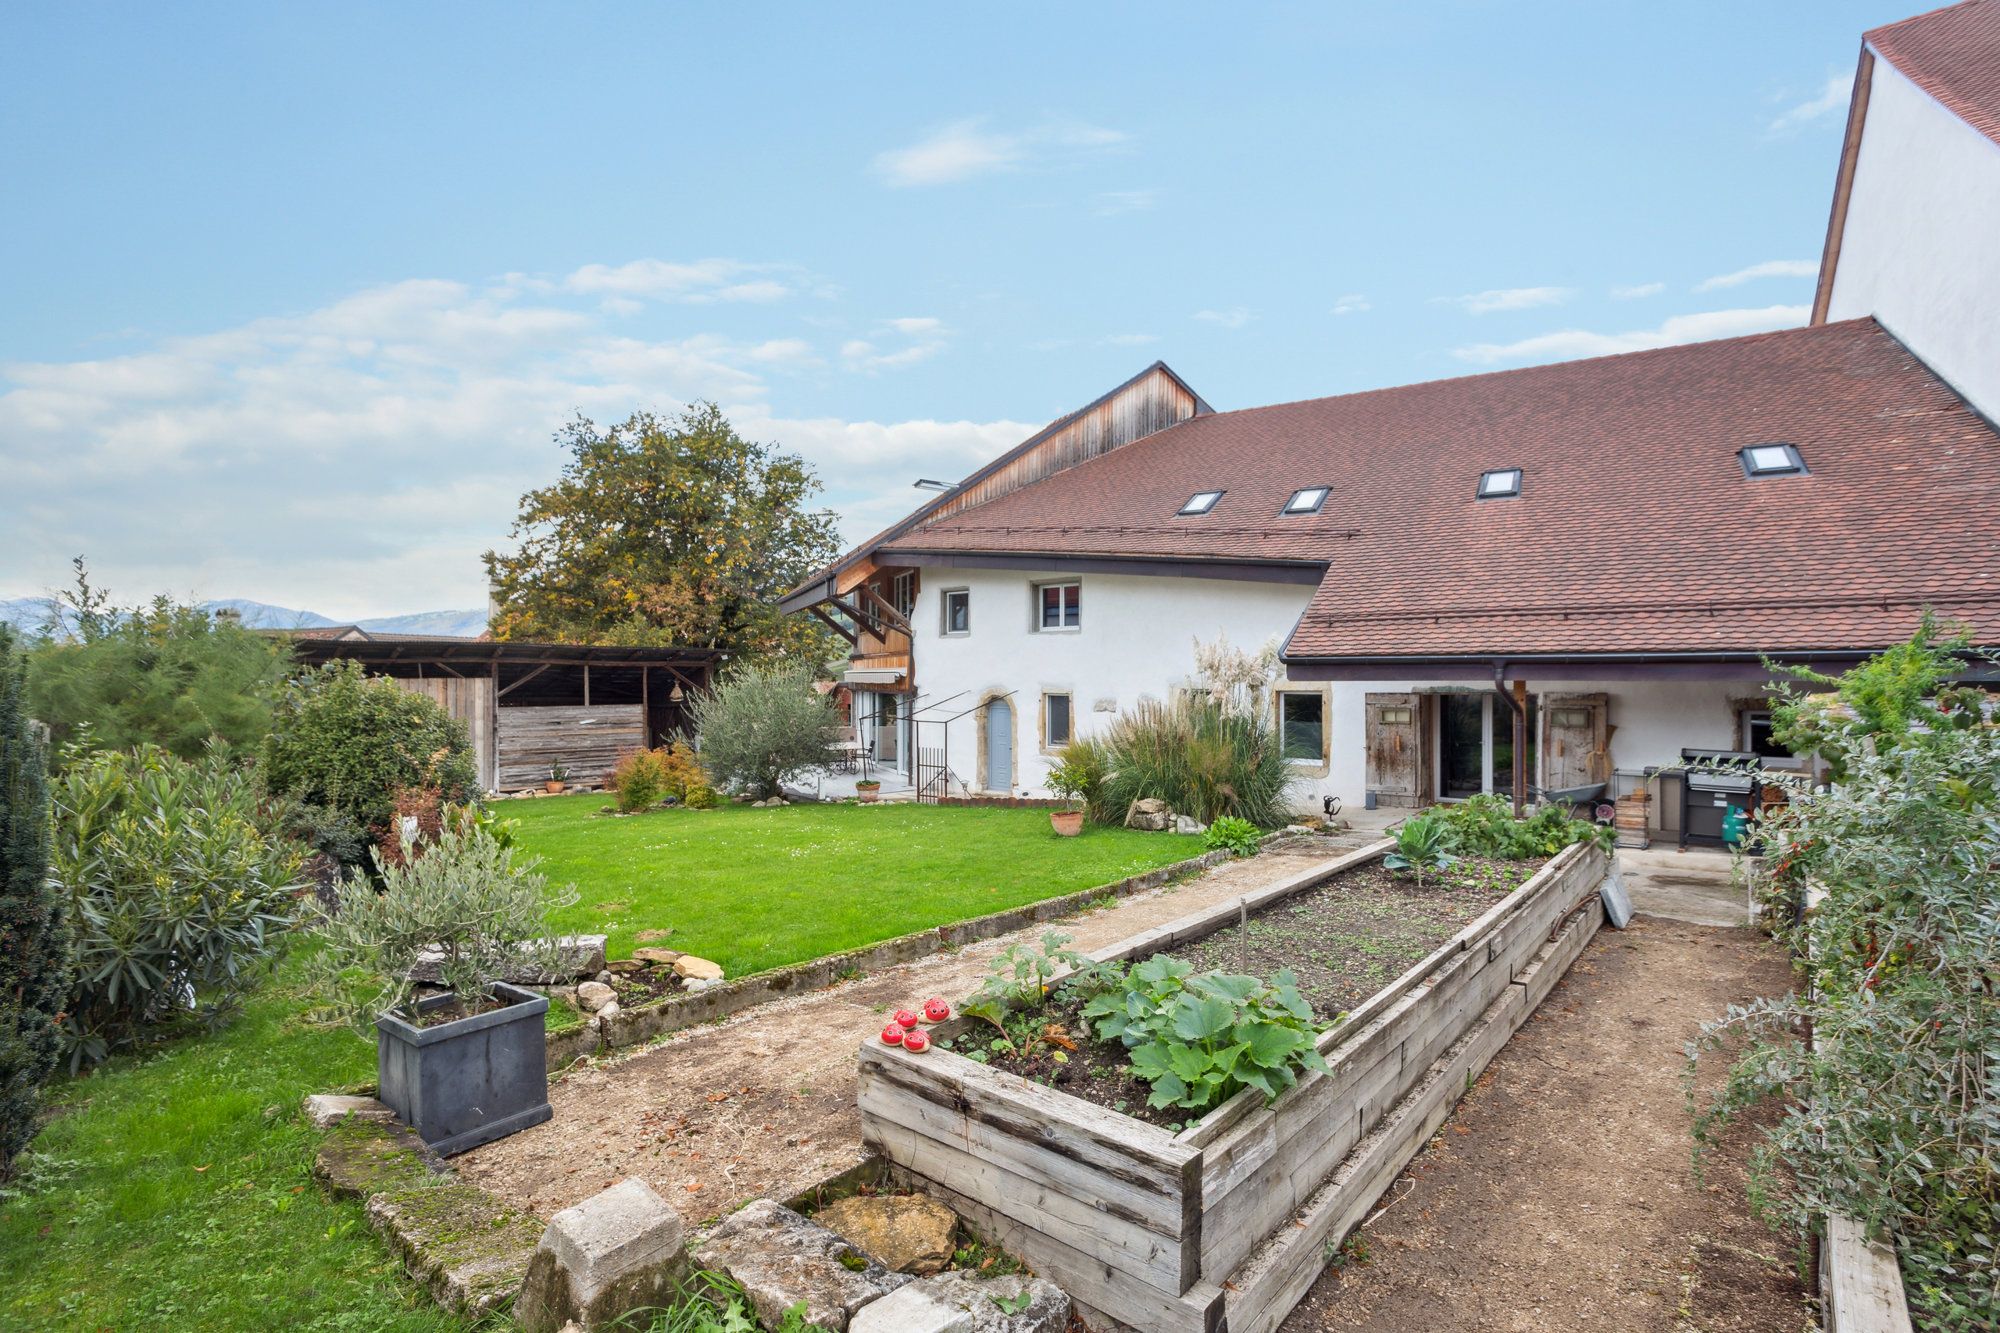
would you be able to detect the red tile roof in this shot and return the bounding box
[1869,0,2000,146]
[878,319,2000,661]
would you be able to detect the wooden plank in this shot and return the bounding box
[1822,1213,1915,1333]
[495,703,645,790]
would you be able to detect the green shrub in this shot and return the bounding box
[0,628,70,1179]
[689,662,836,799]
[1769,612,1975,778]
[1690,643,1999,1326]
[1094,696,1293,828]
[259,660,479,853]
[1428,792,1611,860]
[1383,813,1454,885]
[684,784,720,809]
[24,565,291,763]
[1051,739,1109,818]
[1203,815,1262,858]
[612,748,672,813]
[1080,955,1326,1112]
[302,823,578,1031]
[49,746,302,1068]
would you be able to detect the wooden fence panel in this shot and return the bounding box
[495,704,645,791]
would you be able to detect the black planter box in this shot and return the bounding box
[376,981,552,1155]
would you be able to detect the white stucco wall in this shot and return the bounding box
[1826,56,2000,423]
[906,567,1769,815]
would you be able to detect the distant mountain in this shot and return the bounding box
[0,595,486,640]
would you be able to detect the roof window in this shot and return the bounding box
[1476,468,1522,499]
[1741,443,1806,477]
[1178,490,1224,515]
[1283,486,1329,514]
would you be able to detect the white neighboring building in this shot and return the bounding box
[1815,0,2000,421]
[784,4,2000,841]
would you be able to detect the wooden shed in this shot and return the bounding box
[284,631,717,794]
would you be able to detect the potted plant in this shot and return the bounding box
[304,816,580,1154]
[855,778,881,804]
[1045,756,1089,837]
[545,762,569,794]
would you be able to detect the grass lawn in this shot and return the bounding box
[0,956,472,1333]
[514,796,1205,975]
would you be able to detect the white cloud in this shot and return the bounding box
[1091,189,1158,217]
[841,317,951,372]
[1331,294,1370,316]
[1452,304,1810,365]
[1104,332,1160,346]
[560,258,795,303]
[1194,307,1253,330]
[1436,286,1573,315]
[872,118,1127,187]
[1695,259,1819,292]
[0,272,1014,617]
[1769,73,1852,135]
[1611,282,1665,299]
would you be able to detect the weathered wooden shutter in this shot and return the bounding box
[1365,692,1423,806]
[1541,693,1609,793]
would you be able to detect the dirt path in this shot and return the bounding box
[457,834,1377,1228]
[1281,917,1812,1333]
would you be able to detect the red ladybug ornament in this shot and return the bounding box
[902,1028,931,1054]
[893,1008,921,1030]
[923,997,951,1023]
[879,1023,905,1046]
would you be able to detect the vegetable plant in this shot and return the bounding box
[1081,955,1326,1112]
[1202,815,1262,858]
[1383,813,1453,886]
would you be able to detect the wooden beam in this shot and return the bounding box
[859,585,911,635]
[809,605,858,646]
[497,662,553,699]
[583,663,591,707]
[828,594,892,639]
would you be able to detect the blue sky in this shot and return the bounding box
[1,2,1891,617]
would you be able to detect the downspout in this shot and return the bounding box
[1493,662,1528,818]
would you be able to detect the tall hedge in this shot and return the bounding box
[0,628,70,1179]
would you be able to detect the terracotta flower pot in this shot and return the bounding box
[1050,809,1085,837]
[545,781,566,794]
[856,783,881,805]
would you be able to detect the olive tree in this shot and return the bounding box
[690,663,837,799]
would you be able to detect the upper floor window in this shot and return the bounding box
[1740,443,1807,477]
[1283,487,1329,515]
[1477,468,1522,499]
[1037,581,1081,631]
[1178,490,1224,516]
[890,570,916,619]
[941,589,970,636]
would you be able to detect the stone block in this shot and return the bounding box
[366,1182,542,1315]
[303,1092,395,1129]
[816,1194,958,1275]
[884,1272,1069,1333]
[312,1117,442,1199]
[695,1199,910,1331]
[849,1282,974,1333]
[515,1177,692,1333]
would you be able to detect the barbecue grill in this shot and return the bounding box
[1679,748,1762,849]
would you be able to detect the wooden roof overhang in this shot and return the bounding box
[1283,650,1899,684]
[284,636,718,690]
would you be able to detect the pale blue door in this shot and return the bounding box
[984,699,1013,792]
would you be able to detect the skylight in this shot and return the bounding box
[1178,490,1224,515]
[1477,468,1522,499]
[1741,443,1806,477]
[1283,486,1329,514]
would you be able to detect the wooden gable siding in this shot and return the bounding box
[911,364,1201,533]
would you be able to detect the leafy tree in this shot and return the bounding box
[0,627,70,1179]
[690,662,837,799]
[484,404,843,665]
[259,660,479,846]
[1768,610,1973,775]
[24,559,291,761]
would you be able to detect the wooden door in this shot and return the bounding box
[1365,692,1423,806]
[1541,693,1609,793]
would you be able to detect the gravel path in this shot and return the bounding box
[455,833,1378,1229]
[1280,916,1810,1333]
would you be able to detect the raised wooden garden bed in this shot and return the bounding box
[857,839,1610,1332]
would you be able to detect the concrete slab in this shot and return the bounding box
[1615,846,1750,927]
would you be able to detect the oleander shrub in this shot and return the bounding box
[1689,633,1998,1327]
[1094,696,1292,828]
[259,660,478,861]
[49,746,302,1068]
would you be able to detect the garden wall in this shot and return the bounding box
[857,840,1610,1332]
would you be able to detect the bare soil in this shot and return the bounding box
[1280,917,1813,1333]
[454,832,1380,1229]
[973,857,1536,1127]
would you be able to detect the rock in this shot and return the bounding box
[632,947,682,966]
[366,1182,543,1315]
[1173,815,1208,835]
[848,1282,974,1333]
[815,1194,958,1276]
[683,977,722,993]
[867,1272,1069,1333]
[695,1199,910,1331]
[1125,797,1173,831]
[596,1000,620,1022]
[409,934,607,986]
[312,1117,442,1199]
[514,1178,692,1333]
[672,955,724,982]
[302,1093,396,1130]
[595,970,614,985]
[576,981,617,1013]
[604,959,645,975]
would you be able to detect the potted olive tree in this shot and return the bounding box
[1045,755,1090,837]
[306,817,579,1154]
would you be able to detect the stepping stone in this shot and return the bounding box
[515,1178,692,1332]
[817,1193,959,1275]
[312,1117,442,1199]
[633,947,682,966]
[673,955,724,981]
[695,1199,910,1331]
[302,1092,395,1129]
[864,1272,1069,1333]
[366,1182,543,1315]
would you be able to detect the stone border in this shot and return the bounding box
[543,834,1300,1071]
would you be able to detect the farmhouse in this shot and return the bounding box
[783,0,2000,831]
[283,628,715,794]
